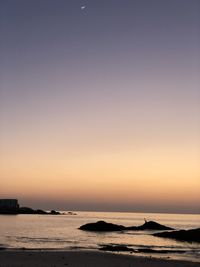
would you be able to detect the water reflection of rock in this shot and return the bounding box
[66,211,77,215]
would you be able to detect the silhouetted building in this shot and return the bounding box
[0,199,19,214]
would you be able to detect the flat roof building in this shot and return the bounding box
[0,199,19,214]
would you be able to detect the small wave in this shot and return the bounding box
[98,242,200,254]
[123,232,145,235]
[11,236,79,245]
[131,244,199,250]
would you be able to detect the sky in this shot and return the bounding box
[0,0,200,213]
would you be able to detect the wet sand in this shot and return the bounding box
[0,250,199,267]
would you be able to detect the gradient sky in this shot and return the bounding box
[0,0,200,213]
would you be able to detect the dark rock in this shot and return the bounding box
[79,220,126,231]
[154,228,200,243]
[133,221,173,230]
[18,207,60,215]
[100,245,186,254]
[79,220,173,232]
[35,209,47,214]
[50,210,60,215]
[19,207,35,214]
[135,248,186,254]
[18,207,61,215]
[99,245,133,252]
[0,199,61,215]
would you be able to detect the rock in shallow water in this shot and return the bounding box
[79,220,126,231]
[79,220,173,232]
[154,228,200,243]
[99,245,133,252]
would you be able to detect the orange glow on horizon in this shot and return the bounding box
[1,140,199,212]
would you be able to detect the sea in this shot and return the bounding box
[0,211,199,262]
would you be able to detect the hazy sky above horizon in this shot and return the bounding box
[0,0,200,213]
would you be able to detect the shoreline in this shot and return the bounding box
[0,249,199,267]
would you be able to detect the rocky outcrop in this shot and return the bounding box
[79,220,173,232]
[99,245,133,252]
[154,228,200,243]
[99,245,186,254]
[18,207,35,214]
[50,210,61,215]
[79,220,126,231]
[0,199,61,215]
[18,207,61,215]
[130,221,173,230]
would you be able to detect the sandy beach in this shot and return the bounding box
[0,250,199,267]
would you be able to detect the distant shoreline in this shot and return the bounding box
[50,210,200,215]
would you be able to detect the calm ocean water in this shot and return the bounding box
[0,211,199,262]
